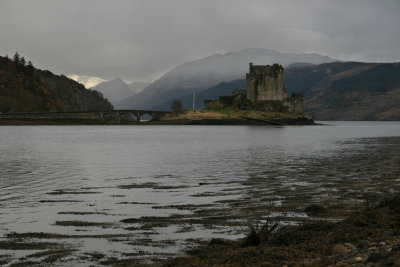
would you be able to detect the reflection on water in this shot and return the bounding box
[0,122,400,265]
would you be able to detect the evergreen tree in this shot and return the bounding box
[12,52,21,73]
[26,61,34,77]
[3,54,9,71]
[20,56,26,67]
[13,52,20,64]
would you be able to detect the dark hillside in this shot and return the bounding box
[284,62,400,120]
[330,64,400,94]
[0,54,112,113]
[284,62,368,95]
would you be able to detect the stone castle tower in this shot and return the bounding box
[246,63,288,102]
[204,62,304,114]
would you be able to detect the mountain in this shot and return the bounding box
[155,61,400,120]
[68,74,106,88]
[92,78,149,109]
[0,55,112,112]
[286,62,317,69]
[284,62,400,120]
[128,81,150,93]
[91,77,134,109]
[124,48,336,110]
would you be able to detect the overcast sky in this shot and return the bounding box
[1,0,399,81]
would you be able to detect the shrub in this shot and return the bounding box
[171,99,183,114]
[208,101,223,111]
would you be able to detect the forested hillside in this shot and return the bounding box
[0,53,113,113]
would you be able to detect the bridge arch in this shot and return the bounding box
[139,113,153,121]
[130,113,138,121]
[115,110,171,122]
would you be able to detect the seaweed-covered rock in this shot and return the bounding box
[377,195,400,212]
[304,204,327,215]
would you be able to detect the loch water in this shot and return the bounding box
[1,121,400,265]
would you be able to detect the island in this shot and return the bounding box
[159,63,313,125]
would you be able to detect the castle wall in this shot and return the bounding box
[246,77,257,101]
[218,96,235,108]
[289,94,304,114]
[246,63,288,102]
[230,89,247,98]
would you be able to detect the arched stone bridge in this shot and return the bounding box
[112,110,171,122]
[0,110,172,124]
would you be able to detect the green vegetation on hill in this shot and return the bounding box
[0,53,113,113]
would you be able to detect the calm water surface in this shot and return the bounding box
[1,121,400,265]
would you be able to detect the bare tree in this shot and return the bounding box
[171,98,183,115]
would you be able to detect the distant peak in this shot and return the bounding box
[112,77,125,83]
[107,77,129,86]
[238,48,277,54]
[67,74,106,89]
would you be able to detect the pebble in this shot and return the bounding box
[383,257,395,265]
[351,248,359,254]
[327,238,399,266]
[358,239,369,247]
[332,244,350,256]
[345,242,355,249]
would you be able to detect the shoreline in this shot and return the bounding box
[163,195,400,267]
[0,116,315,126]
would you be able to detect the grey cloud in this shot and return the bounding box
[0,0,399,81]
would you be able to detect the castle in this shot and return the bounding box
[204,63,304,114]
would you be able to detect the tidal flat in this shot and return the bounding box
[0,123,399,266]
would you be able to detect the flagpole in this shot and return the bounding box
[192,91,195,110]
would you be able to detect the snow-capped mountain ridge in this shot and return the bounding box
[67,75,106,89]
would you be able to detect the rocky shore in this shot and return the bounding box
[163,196,400,266]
